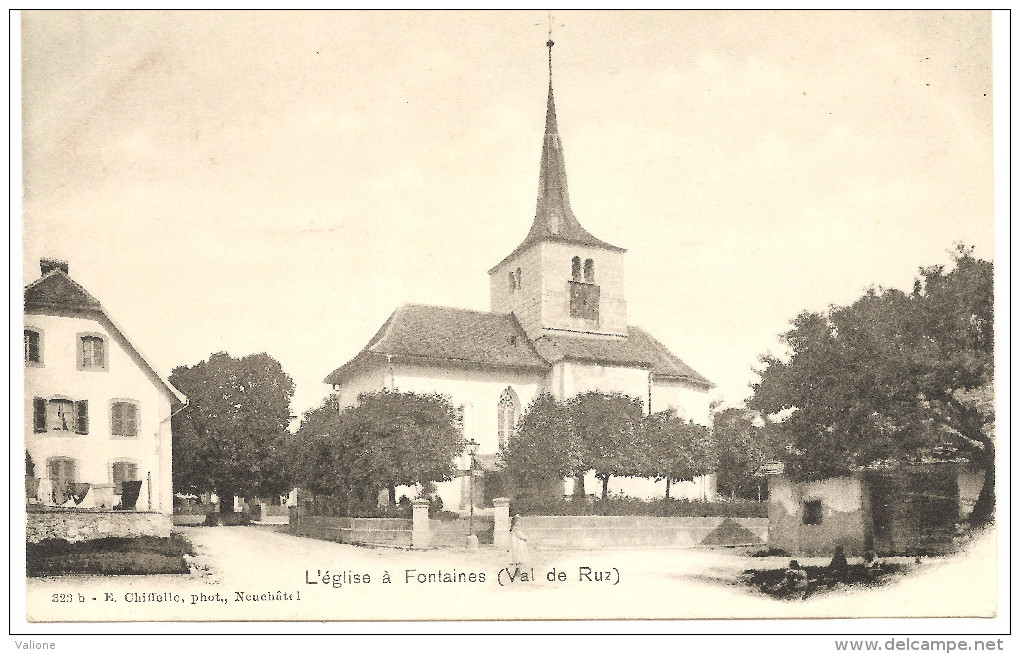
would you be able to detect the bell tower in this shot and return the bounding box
[489,38,628,341]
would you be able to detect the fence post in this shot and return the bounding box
[412,499,431,549]
[493,497,511,551]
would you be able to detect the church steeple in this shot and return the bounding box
[535,39,574,238]
[490,38,624,274]
[488,36,629,341]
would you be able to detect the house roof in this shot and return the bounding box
[323,304,551,385]
[532,327,714,388]
[488,77,623,274]
[324,303,712,390]
[24,268,187,404]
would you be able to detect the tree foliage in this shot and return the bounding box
[500,393,579,499]
[640,410,715,498]
[749,246,994,522]
[170,352,295,506]
[569,392,647,498]
[712,407,771,500]
[291,390,463,513]
[503,391,710,501]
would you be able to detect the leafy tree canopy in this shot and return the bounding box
[749,246,994,522]
[170,352,295,505]
[292,390,463,512]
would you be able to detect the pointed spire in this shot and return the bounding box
[534,38,573,237]
[488,37,624,275]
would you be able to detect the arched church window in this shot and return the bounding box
[584,258,595,282]
[497,388,520,449]
[571,256,582,281]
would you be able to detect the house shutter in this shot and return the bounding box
[74,400,89,435]
[126,404,138,436]
[32,398,46,432]
[111,403,123,435]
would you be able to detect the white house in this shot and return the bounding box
[24,259,185,514]
[324,43,716,511]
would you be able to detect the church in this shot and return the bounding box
[325,41,715,510]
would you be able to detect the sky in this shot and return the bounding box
[18,10,995,418]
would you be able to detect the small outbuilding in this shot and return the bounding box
[768,464,983,557]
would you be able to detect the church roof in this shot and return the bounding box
[489,49,624,274]
[324,304,712,390]
[532,327,713,388]
[24,265,187,403]
[323,304,551,385]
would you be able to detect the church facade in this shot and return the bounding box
[325,46,714,510]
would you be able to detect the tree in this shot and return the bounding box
[291,391,464,511]
[749,247,994,523]
[712,407,771,500]
[569,392,646,499]
[501,393,579,500]
[170,352,295,510]
[641,410,716,498]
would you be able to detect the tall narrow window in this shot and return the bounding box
[508,270,516,292]
[497,388,519,449]
[111,461,139,494]
[571,256,582,281]
[78,335,107,370]
[24,330,41,364]
[583,258,595,282]
[515,267,522,290]
[111,401,139,437]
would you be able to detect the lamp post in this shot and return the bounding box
[466,438,479,549]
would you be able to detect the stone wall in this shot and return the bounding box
[27,508,172,544]
[290,513,413,548]
[517,515,768,549]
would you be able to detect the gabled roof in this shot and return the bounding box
[532,327,714,389]
[489,78,624,274]
[325,304,712,390]
[323,304,550,385]
[24,268,187,404]
[24,269,103,314]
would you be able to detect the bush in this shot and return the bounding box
[27,534,195,576]
[510,495,768,518]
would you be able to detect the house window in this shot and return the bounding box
[39,398,88,434]
[47,457,77,486]
[497,388,519,449]
[583,258,595,282]
[803,499,823,525]
[78,334,107,370]
[111,460,139,495]
[571,256,582,281]
[111,401,139,437]
[24,329,42,364]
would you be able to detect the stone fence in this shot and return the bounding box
[26,507,173,544]
[517,515,769,550]
[288,498,767,551]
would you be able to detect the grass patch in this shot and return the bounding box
[742,562,908,600]
[27,533,195,577]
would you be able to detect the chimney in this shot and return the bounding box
[40,258,69,276]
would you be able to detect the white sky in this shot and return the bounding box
[19,10,995,417]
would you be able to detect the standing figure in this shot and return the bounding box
[509,514,531,571]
